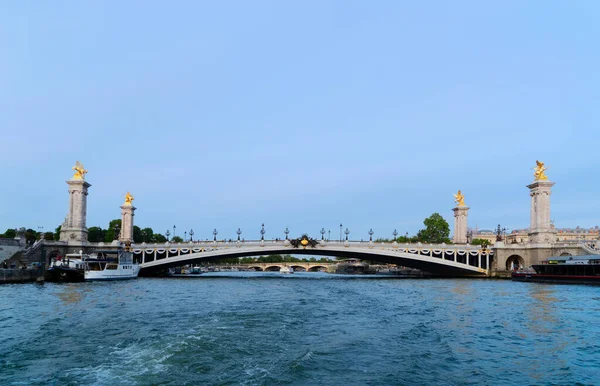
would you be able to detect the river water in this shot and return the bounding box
[1,272,599,385]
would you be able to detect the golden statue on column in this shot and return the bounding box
[533,160,548,181]
[453,190,465,207]
[71,161,88,180]
[124,192,134,205]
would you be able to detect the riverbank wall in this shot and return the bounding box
[0,268,44,284]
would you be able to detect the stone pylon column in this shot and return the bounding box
[120,192,136,244]
[527,180,556,245]
[453,206,469,244]
[59,165,91,245]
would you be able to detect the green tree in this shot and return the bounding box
[376,235,417,243]
[54,225,61,241]
[218,257,240,264]
[43,232,54,241]
[152,233,167,243]
[471,238,492,248]
[88,226,105,242]
[3,228,16,239]
[133,226,143,243]
[25,228,37,244]
[258,254,283,263]
[416,213,451,243]
[141,227,154,242]
[171,236,183,243]
[104,219,122,242]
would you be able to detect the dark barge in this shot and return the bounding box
[512,255,600,285]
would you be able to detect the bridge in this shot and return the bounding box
[216,262,334,272]
[133,239,492,277]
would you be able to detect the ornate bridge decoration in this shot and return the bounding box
[132,239,493,277]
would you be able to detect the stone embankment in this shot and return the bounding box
[0,238,24,264]
[0,268,44,284]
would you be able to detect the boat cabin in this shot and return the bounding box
[535,255,600,276]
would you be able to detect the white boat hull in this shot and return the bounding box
[85,265,140,281]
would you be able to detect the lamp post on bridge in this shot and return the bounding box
[345,228,350,241]
[237,228,242,241]
[340,224,342,242]
[260,223,265,241]
[393,229,398,241]
[189,229,194,242]
[173,225,176,239]
[496,224,507,242]
[166,230,170,241]
[328,230,331,241]
[213,228,218,242]
[405,232,409,243]
[321,228,325,241]
[184,231,187,242]
[369,228,374,242]
[284,227,289,240]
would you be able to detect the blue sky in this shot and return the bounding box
[1,1,599,240]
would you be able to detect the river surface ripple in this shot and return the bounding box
[1,272,599,385]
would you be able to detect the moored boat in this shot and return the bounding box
[84,250,140,281]
[47,253,85,282]
[512,255,600,285]
[279,266,294,274]
[168,265,203,277]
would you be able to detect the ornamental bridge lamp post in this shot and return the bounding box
[345,228,350,241]
[237,228,242,241]
[189,229,194,242]
[321,228,325,241]
[213,229,218,242]
[284,227,289,240]
[166,230,170,242]
[369,229,374,242]
[260,223,266,246]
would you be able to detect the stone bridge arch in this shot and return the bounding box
[264,265,282,272]
[135,243,489,277]
[505,254,525,271]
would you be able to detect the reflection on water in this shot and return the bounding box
[527,285,559,334]
[1,277,600,385]
[56,284,84,305]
